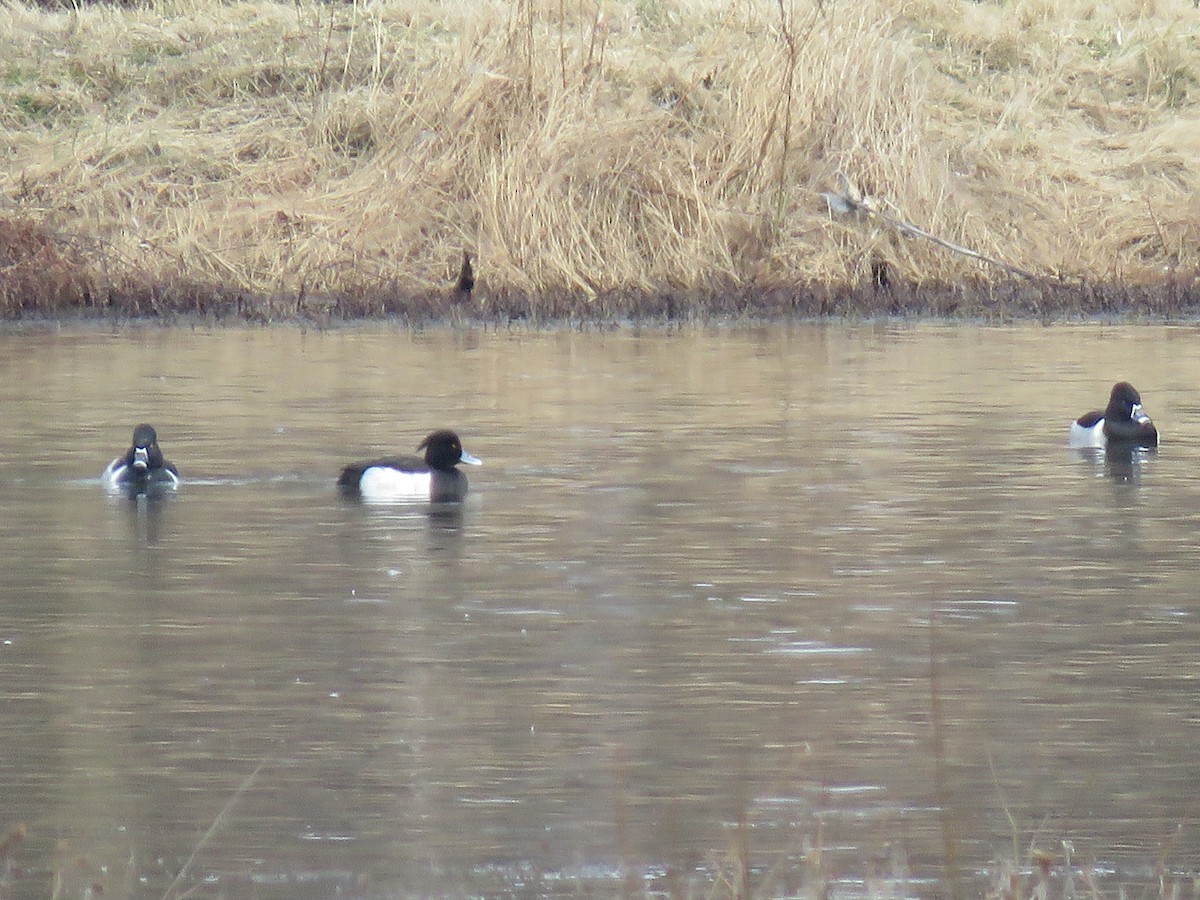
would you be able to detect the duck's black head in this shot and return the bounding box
[418,430,482,471]
[1105,382,1143,422]
[132,423,160,448]
[130,423,162,470]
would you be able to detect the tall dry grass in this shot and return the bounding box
[0,0,1197,317]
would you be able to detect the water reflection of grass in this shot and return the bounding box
[3,811,1196,897]
[0,0,1197,320]
[0,761,268,900]
[699,826,1199,900]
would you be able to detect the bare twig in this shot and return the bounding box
[930,602,962,900]
[823,173,1042,281]
[158,758,268,900]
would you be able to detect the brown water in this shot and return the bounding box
[1,324,1198,898]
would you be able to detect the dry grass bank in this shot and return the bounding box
[0,0,1198,319]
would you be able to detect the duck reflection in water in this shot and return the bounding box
[1103,443,1156,484]
[1072,442,1156,485]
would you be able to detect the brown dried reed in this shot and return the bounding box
[0,0,1197,319]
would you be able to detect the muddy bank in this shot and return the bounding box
[2,215,1197,324]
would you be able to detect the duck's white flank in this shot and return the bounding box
[358,466,433,501]
[102,458,123,487]
[102,460,181,493]
[1068,418,1106,449]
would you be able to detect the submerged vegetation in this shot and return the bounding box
[0,0,1198,320]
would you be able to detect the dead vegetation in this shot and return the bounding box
[0,0,1197,320]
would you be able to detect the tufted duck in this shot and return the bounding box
[338,429,482,502]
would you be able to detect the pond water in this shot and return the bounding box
[0,323,1198,898]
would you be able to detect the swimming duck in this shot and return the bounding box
[1069,382,1159,449]
[103,423,181,493]
[338,429,481,502]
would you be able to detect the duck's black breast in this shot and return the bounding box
[1103,416,1158,446]
[428,468,469,503]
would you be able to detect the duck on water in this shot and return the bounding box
[103,424,181,494]
[338,430,481,503]
[1069,382,1159,449]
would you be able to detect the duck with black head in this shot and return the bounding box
[103,423,181,494]
[1069,382,1159,449]
[338,429,482,503]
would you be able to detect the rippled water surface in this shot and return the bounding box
[1,324,1199,898]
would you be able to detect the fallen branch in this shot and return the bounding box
[822,173,1042,282]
